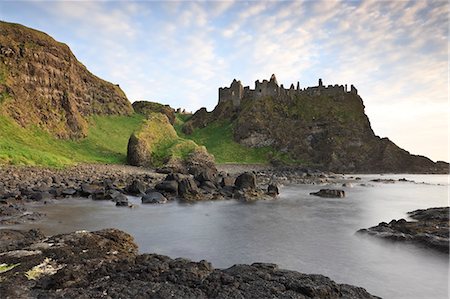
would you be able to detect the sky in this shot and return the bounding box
[0,0,448,162]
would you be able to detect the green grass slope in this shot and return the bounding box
[0,114,145,167]
[174,114,294,164]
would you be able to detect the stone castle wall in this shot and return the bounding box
[218,74,358,108]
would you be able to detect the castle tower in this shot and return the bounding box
[270,74,278,85]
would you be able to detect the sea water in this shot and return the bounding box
[18,174,449,299]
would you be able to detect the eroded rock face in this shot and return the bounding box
[0,228,378,299]
[357,207,449,253]
[0,21,133,139]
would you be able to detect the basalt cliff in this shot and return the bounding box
[184,75,448,173]
[0,21,133,139]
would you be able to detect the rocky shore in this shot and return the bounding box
[357,207,449,253]
[0,228,378,298]
[0,163,341,225]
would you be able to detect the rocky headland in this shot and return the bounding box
[357,207,449,253]
[0,228,379,298]
[183,75,449,174]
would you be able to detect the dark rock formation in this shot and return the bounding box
[267,183,279,196]
[235,172,256,190]
[310,189,345,198]
[178,176,200,199]
[0,228,378,298]
[155,180,178,194]
[142,192,167,204]
[185,75,448,174]
[0,21,133,139]
[126,179,147,195]
[357,207,449,253]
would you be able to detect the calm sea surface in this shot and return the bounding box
[15,174,449,299]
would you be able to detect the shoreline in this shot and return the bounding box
[1,163,448,226]
[0,163,447,298]
[0,228,379,298]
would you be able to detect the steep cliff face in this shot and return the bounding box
[0,21,133,139]
[185,77,448,173]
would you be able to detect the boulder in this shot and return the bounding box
[62,188,77,196]
[92,190,108,200]
[310,189,345,198]
[267,183,279,196]
[142,192,167,204]
[201,181,217,192]
[115,196,130,207]
[178,177,199,198]
[220,176,235,187]
[127,133,150,167]
[111,192,128,204]
[29,191,52,201]
[235,172,256,190]
[194,168,217,184]
[155,180,178,194]
[126,180,146,195]
[185,147,218,178]
[181,122,194,135]
[80,184,103,196]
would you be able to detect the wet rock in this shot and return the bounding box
[0,228,378,299]
[357,207,449,253]
[110,192,128,203]
[310,189,345,198]
[155,180,178,193]
[126,180,146,195]
[201,180,217,192]
[370,178,395,183]
[62,188,77,196]
[80,183,101,196]
[194,168,217,184]
[267,183,279,196]
[235,172,256,190]
[141,192,167,204]
[178,177,199,198]
[0,229,45,252]
[92,190,108,200]
[29,191,52,201]
[115,196,130,207]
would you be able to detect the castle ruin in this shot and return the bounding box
[218,74,358,108]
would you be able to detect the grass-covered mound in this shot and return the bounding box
[174,114,294,165]
[132,101,176,124]
[127,113,200,167]
[0,114,145,167]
